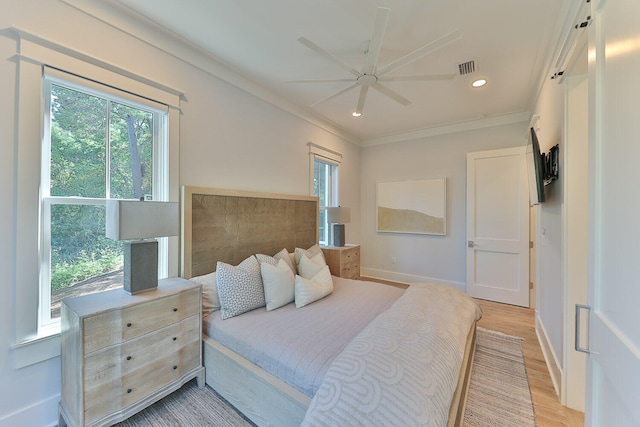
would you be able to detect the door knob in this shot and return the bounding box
[468,241,476,248]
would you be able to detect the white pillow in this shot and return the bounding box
[260,258,295,311]
[216,255,265,320]
[256,248,297,275]
[294,244,325,268]
[189,271,219,316]
[298,252,327,280]
[295,265,333,308]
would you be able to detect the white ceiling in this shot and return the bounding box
[104,0,573,144]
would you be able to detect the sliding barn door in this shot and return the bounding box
[585,0,640,424]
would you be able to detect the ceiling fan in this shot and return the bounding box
[290,7,461,116]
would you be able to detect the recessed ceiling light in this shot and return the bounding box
[472,79,487,88]
[352,111,362,117]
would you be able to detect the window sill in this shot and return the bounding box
[11,325,61,369]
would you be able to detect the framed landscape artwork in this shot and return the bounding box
[376,178,446,235]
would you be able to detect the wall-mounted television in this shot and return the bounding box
[526,127,546,205]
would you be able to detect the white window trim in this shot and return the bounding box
[11,30,181,368]
[308,142,342,245]
[307,141,342,197]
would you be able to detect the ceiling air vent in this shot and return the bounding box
[458,60,476,75]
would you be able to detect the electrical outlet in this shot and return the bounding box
[391,257,396,264]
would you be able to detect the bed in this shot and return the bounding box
[180,186,481,427]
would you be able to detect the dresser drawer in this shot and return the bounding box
[83,315,200,386]
[321,245,360,279]
[83,287,200,354]
[83,316,201,424]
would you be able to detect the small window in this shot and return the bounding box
[312,157,338,245]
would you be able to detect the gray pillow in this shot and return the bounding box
[216,255,265,320]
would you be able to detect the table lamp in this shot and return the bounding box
[326,206,351,247]
[106,200,178,294]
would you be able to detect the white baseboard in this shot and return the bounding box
[0,394,60,427]
[360,268,466,292]
[535,310,562,398]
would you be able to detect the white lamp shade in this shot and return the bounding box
[106,200,179,240]
[326,207,351,224]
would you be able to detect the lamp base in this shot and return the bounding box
[124,240,158,294]
[332,224,346,247]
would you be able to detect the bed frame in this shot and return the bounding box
[180,185,476,427]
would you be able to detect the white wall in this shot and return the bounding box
[530,72,566,387]
[0,2,358,425]
[360,122,526,287]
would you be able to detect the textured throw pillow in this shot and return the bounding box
[294,244,325,269]
[256,248,297,275]
[188,271,219,316]
[255,253,279,267]
[298,252,327,280]
[216,255,265,320]
[295,265,333,308]
[260,258,295,311]
[274,248,297,275]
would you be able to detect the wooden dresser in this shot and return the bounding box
[59,277,205,427]
[321,244,360,280]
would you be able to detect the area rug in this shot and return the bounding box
[463,327,536,427]
[116,327,535,426]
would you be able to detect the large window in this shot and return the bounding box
[39,75,169,330]
[312,156,339,245]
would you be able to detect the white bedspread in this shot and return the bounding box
[301,282,482,427]
[203,277,404,397]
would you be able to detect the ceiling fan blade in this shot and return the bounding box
[355,85,370,115]
[363,7,390,75]
[372,83,411,106]
[297,37,362,78]
[376,30,462,77]
[310,82,359,107]
[378,73,456,82]
[286,78,355,83]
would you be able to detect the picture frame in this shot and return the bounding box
[376,178,446,235]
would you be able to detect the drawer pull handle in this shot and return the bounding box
[127,388,132,394]
[126,356,132,361]
[126,322,132,328]
[173,308,178,312]
[172,337,177,341]
[173,365,178,370]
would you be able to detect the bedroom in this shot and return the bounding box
[1,0,639,426]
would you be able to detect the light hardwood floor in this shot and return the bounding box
[362,277,584,427]
[476,299,584,427]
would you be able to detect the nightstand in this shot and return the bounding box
[59,277,205,427]
[321,244,360,280]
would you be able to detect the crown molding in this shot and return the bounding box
[360,111,531,147]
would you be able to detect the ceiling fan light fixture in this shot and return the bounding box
[352,111,362,117]
[472,78,487,88]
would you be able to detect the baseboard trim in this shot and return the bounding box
[360,268,466,292]
[535,310,563,398]
[0,393,60,427]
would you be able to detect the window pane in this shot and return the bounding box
[319,208,328,245]
[109,102,154,199]
[50,204,123,318]
[314,160,329,206]
[50,85,107,197]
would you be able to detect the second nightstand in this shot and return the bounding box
[321,244,360,280]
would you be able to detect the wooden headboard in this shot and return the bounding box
[180,186,319,278]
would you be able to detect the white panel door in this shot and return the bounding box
[466,147,529,307]
[585,0,640,425]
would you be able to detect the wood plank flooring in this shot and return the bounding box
[475,299,584,427]
[361,277,584,427]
